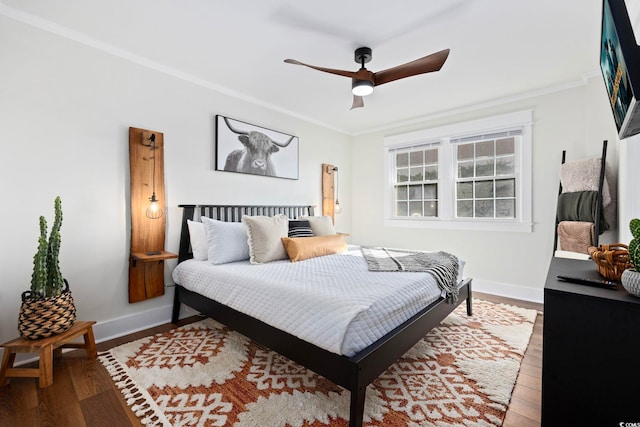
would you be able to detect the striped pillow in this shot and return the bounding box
[288,220,314,238]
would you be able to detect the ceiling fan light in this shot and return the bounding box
[352,79,374,97]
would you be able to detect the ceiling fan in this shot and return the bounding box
[284,47,450,109]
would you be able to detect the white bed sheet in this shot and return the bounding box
[172,245,464,356]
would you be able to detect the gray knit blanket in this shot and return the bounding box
[360,247,460,302]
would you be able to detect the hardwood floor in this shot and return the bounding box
[491,293,544,427]
[0,293,543,426]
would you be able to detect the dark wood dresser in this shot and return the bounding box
[542,256,640,425]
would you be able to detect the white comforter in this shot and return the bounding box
[172,246,464,356]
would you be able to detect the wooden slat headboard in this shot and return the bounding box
[177,204,315,263]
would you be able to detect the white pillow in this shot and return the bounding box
[201,217,250,264]
[300,215,336,236]
[242,214,289,264]
[187,219,208,261]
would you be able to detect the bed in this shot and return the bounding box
[171,204,473,427]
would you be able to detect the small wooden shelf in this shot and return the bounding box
[131,251,178,263]
[128,250,177,302]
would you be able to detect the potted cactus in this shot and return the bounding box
[18,196,76,339]
[621,218,640,296]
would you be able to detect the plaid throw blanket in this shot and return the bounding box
[361,247,460,302]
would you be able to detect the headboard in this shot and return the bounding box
[177,204,315,263]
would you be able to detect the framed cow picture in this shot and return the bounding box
[215,115,299,180]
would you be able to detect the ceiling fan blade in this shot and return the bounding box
[373,49,450,86]
[350,95,364,110]
[284,59,357,79]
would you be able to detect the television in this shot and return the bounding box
[600,0,640,139]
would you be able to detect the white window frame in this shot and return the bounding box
[383,110,533,232]
[389,142,441,218]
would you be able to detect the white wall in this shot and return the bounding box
[619,135,640,242]
[350,77,620,302]
[1,6,630,355]
[0,16,351,349]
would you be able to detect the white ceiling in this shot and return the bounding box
[2,0,603,135]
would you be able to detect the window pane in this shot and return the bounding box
[475,180,494,198]
[410,150,423,165]
[457,143,474,160]
[396,152,408,167]
[424,183,437,199]
[409,166,423,181]
[496,199,515,218]
[424,165,438,180]
[457,182,473,199]
[391,146,440,219]
[423,201,437,217]
[495,179,515,197]
[397,168,409,183]
[396,201,408,216]
[457,200,473,217]
[409,201,422,216]
[425,149,438,164]
[496,137,514,155]
[475,159,494,177]
[496,156,515,175]
[408,184,422,200]
[475,200,494,217]
[458,161,474,178]
[476,140,494,158]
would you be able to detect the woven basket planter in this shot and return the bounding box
[18,279,76,340]
[587,244,634,281]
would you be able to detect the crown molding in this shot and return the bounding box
[1,2,602,139]
[0,3,348,135]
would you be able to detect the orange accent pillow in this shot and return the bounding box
[281,235,347,262]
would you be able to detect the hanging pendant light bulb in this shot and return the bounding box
[146,193,163,219]
[333,166,342,215]
[145,134,164,219]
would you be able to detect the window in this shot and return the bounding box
[392,144,439,217]
[384,110,532,232]
[454,133,518,219]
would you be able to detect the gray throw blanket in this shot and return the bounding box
[361,247,460,302]
[556,190,609,232]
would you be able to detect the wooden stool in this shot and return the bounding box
[0,320,97,388]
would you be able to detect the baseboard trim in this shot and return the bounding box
[92,304,175,344]
[472,278,544,304]
[93,303,201,344]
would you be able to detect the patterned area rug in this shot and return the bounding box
[99,299,537,426]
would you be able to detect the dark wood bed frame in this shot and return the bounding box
[171,204,473,427]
